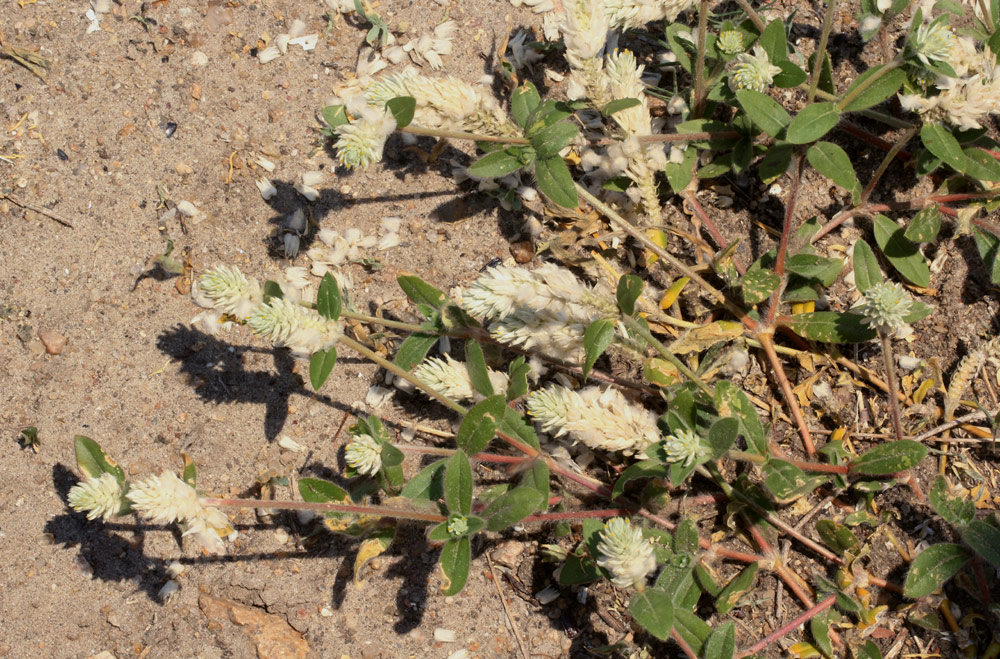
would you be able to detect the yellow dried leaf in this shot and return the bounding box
[354,533,393,586]
[669,320,743,355]
[791,301,815,314]
[787,642,823,658]
[660,276,690,310]
[914,378,936,405]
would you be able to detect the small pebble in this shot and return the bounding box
[510,241,534,263]
[164,122,178,138]
[57,148,69,161]
[274,527,290,545]
[38,329,67,355]
[434,628,457,643]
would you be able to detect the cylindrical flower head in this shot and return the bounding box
[859,281,913,335]
[198,266,263,320]
[334,107,397,170]
[605,0,696,29]
[596,517,657,589]
[413,355,510,403]
[719,30,744,54]
[345,433,382,476]
[728,47,782,92]
[528,385,660,457]
[247,298,343,359]
[560,0,610,68]
[68,473,126,521]
[127,471,229,554]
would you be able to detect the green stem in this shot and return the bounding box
[400,125,527,144]
[338,335,467,416]
[860,126,918,205]
[835,58,903,111]
[693,0,710,117]
[340,309,426,333]
[203,497,447,523]
[808,0,838,104]
[621,315,714,398]
[396,444,529,464]
[575,183,753,327]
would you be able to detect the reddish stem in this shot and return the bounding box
[758,331,817,457]
[683,192,747,275]
[738,594,837,657]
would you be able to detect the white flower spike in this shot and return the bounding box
[596,517,657,589]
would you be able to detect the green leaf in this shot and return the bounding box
[309,347,338,390]
[873,214,931,287]
[531,121,579,159]
[499,406,540,449]
[559,546,601,585]
[763,459,827,502]
[464,340,494,397]
[262,280,284,303]
[707,416,738,459]
[534,155,578,208]
[664,145,697,193]
[401,459,446,501]
[786,253,844,286]
[773,59,808,88]
[298,477,349,503]
[19,426,39,449]
[616,274,643,316]
[715,563,759,614]
[385,96,416,128]
[714,382,767,455]
[903,543,970,598]
[786,103,840,144]
[742,264,780,306]
[816,520,861,556]
[397,273,449,309]
[439,536,471,595]
[394,333,438,371]
[785,311,877,343]
[74,435,126,484]
[629,589,674,640]
[905,206,942,243]
[929,476,975,526]
[735,89,791,138]
[962,146,1000,181]
[511,82,541,128]
[468,148,526,179]
[602,97,642,116]
[612,460,670,499]
[760,142,794,183]
[849,440,927,475]
[702,621,736,659]
[759,20,787,62]
[316,272,342,320]
[853,239,883,294]
[857,640,882,659]
[807,142,861,203]
[455,395,507,455]
[444,449,473,516]
[483,486,543,532]
[521,458,550,507]
[321,104,349,129]
[506,356,531,401]
[840,66,906,112]
[962,520,1000,567]
[672,608,711,655]
[921,123,967,173]
[582,318,616,380]
[973,225,1000,285]
[181,452,197,488]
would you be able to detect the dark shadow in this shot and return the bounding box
[155,324,357,441]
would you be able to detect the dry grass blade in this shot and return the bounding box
[0,32,49,81]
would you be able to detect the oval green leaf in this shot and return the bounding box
[903,543,970,598]
[786,103,840,144]
[849,440,927,475]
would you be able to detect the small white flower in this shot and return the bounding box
[68,473,126,521]
[718,30,744,55]
[128,471,230,555]
[345,433,382,476]
[663,428,704,467]
[729,46,782,92]
[198,266,262,320]
[446,514,469,536]
[334,107,397,170]
[859,281,914,335]
[595,517,657,589]
[910,18,957,67]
